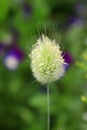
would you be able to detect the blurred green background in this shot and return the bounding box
[0,0,87,130]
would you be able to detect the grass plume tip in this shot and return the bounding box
[29,34,65,84]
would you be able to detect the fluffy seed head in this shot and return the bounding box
[30,34,65,84]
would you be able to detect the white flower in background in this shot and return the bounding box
[30,34,65,84]
[4,55,19,70]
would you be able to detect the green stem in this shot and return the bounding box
[47,85,50,130]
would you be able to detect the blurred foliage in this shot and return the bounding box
[0,0,87,130]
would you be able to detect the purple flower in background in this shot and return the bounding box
[3,45,25,71]
[0,29,25,70]
[68,15,78,24]
[68,16,84,26]
[0,30,19,58]
[62,52,74,69]
[23,3,32,18]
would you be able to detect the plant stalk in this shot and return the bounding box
[47,85,50,130]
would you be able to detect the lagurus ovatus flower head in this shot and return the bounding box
[29,34,65,84]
